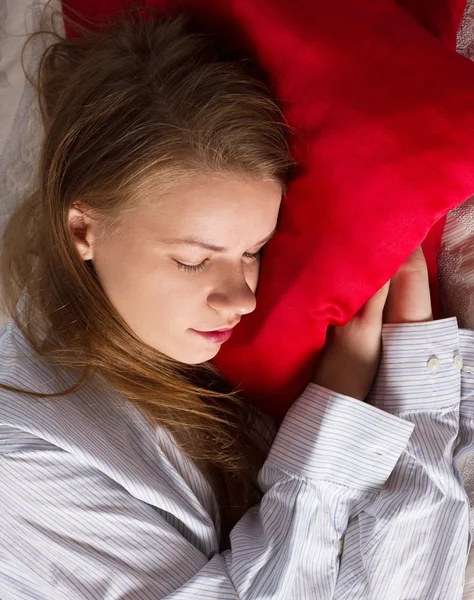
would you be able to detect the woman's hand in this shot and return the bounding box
[311,281,390,401]
[311,246,432,401]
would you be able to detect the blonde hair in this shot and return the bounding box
[1,8,293,550]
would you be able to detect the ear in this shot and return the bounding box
[68,202,100,261]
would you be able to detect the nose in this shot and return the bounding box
[206,266,257,316]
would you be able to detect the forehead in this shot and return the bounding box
[132,173,282,243]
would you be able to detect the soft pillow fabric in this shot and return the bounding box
[397,0,465,47]
[64,0,474,421]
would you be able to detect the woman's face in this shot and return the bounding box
[69,173,282,364]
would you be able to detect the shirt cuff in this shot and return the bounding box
[267,383,414,493]
[459,327,474,417]
[367,317,461,413]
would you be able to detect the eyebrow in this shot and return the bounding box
[161,228,278,253]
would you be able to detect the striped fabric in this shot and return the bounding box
[336,318,472,599]
[0,316,471,599]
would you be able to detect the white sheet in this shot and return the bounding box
[0,0,56,242]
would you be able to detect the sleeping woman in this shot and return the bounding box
[0,10,470,599]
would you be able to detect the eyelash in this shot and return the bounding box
[176,250,262,273]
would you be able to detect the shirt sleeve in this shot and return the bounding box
[334,317,472,600]
[0,385,413,599]
[454,327,474,476]
[453,325,474,596]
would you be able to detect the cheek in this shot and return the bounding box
[93,240,203,326]
[90,239,213,362]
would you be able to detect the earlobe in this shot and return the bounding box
[68,203,97,262]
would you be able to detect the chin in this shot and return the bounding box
[145,329,219,364]
[181,345,221,365]
[188,349,220,365]
[168,330,221,364]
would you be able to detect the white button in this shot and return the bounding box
[427,356,441,373]
[454,353,464,370]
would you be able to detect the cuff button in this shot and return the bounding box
[454,353,464,370]
[427,356,441,373]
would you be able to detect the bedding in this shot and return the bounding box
[0,0,48,240]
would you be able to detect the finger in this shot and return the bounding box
[384,246,433,324]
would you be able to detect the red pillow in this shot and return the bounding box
[64,0,473,421]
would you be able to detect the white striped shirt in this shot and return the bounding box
[0,316,471,599]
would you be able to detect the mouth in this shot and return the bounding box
[191,327,235,344]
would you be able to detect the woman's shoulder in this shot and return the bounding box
[0,318,218,543]
[0,318,150,459]
[0,318,212,502]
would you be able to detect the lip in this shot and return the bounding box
[192,328,234,344]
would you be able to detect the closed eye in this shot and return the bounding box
[175,260,207,273]
[175,249,262,274]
